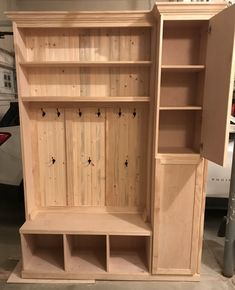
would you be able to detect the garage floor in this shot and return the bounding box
[0,185,235,290]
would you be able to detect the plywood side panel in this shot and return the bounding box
[24,28,151,62]
[32,107,67,207]
[106,106,148,208]
[66,108,105,206]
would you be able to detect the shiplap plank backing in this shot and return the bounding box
[27,67,149,97]
[106,106,148,208]
[32,106,67,207]
[66,107,105,206]
[25,28,151,62]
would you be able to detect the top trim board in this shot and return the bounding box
[5,11,153,27]
[153,3,226,20]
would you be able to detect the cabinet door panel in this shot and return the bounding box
[66,108,105,206]
[202,5,235,166]
[152,157,204,275]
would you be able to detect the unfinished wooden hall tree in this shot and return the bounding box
[6,2,235,281]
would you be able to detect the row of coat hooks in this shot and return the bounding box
[40,108,138,118]
[49,156,129,168]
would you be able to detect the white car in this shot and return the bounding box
[0,102,22,186]
[0,125,22,185]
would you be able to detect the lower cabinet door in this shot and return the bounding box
[152,156,205,276]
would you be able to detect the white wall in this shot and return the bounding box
[14,0,155,10]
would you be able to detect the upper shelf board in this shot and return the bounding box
[20,61,152,68]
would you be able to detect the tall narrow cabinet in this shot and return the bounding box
[7,3,235,281]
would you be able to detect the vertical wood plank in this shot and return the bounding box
[106,106,147,208]
[35,107,67,207]
[66,107,105,206]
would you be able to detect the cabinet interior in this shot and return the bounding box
[65,235,107,273]
[109,235,150,273]
[162,20,208,65]
[160,71,204,107]
[22,234,64,272]
[158,110,201,154]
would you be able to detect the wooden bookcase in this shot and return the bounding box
[6,3,235,281]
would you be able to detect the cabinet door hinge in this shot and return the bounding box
[208,25,212,34]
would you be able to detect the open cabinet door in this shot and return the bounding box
[202,5,235,166]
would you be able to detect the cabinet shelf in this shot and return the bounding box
[158,147,199,155]
[161,65,205,72]
[159,106,202,111]
[20,61,152,68]
[21,96,150,103]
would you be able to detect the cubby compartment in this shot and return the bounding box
[109,235,150,274]
[162,21,207,65]
[22,66,150,97]
[20,27,151,62]
[160,71,204,108]
[21,234,64,273]
[158,110,201,154]
[65,235,107,273]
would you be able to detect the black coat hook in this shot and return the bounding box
[125,160,128,167]
[88,157,94,166]
[133,108,137,118]
[96,108,101,117]
[56,108,61,117]
[78,109,82,117]
[41,108,46,117]
[52,157,56,165]
[118,108,122,117]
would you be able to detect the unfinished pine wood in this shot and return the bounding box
[152,158,204,275]
[21,96,150,102]
[22,28,151,62]
[106,106,148,208]
[202,5,235,166]
[20,212,151,235]
[31,106,67,207]
[161,65,205,72]
[66,107,105,206]
[162,21,207,65]
[26,67,149,97]
[20,61,152,67]
[7,3,235,281]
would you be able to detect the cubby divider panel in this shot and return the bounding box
[109,235,150,274]
[21,234,64,273]
[65,235,107,273]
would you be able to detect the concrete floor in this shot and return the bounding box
[0,185,235,290]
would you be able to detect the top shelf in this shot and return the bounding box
[161,65,205,72]
[20,61,152,68]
